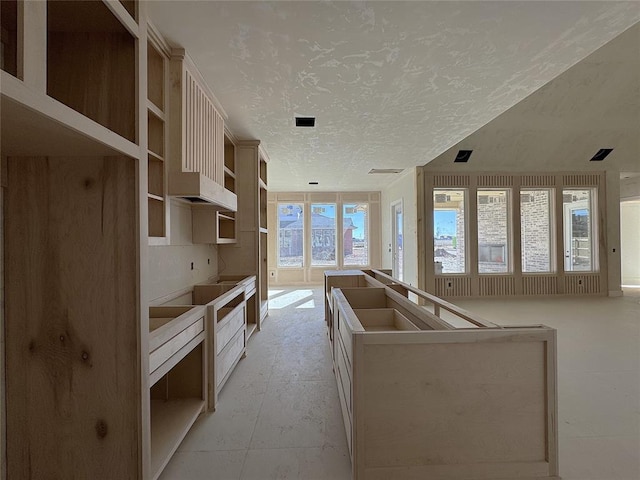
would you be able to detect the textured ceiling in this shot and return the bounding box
[148,1,640,191]
[425,22,640,174]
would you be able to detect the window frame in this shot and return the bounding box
[476,188,512,275]
[433,188,468,275]
[277,203,304,268]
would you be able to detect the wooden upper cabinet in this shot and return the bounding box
[168,48,236,211]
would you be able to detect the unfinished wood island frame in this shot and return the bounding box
[325,270,559,480]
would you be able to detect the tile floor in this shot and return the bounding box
[160,287,640,480]
[160,287,351,480]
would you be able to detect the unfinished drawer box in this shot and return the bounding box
[351,308,419,332]
[148,306,207,480]
[329,273,559,480]
[192,279,250,410]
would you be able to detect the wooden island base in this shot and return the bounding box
[325,270,559,480]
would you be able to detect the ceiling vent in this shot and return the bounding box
[368,168,404,174]
[295,116,315,127]
[454,150,473,163]
[590,148,613,161]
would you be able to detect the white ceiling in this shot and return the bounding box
[148,1,640,191]
[424,22,640,174]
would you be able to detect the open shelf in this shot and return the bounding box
[149,155,164,197]
[1,0,18,77]
[224,134,237,194]
[218,212,236,243]
[259,186,268,230]
[246,322,258,340]
[224,169,236,193]
[224,135,236,171]
[149,305,206,479]
[259,155,267,185]
[148,196,165,238]
[150,397,204,479]
[47,0,136,142]
[148,110,165,158]
[147,39,164,111]
[146,32,168,239]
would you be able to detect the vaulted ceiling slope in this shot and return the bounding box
[424,21,640,174]
[148,1,640,191]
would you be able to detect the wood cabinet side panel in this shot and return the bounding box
[358,341,548,468]
[4,156,140,478]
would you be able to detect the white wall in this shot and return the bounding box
[381,169,418,287]
[148,200,218,301]
[621,176,640,200]
[606,172,622,295]
[620,201,640,285]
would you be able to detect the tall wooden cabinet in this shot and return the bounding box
[147,27,170,241]
[2,1,146,478]
[219,141,269,337]
[1,2,257,478]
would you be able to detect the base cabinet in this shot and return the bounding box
[192,276,255,411]
[329,273,559,480]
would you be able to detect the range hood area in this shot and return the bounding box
[165,48,237,212]
[169,171,237,210]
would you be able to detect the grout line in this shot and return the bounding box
[240,323,281,476]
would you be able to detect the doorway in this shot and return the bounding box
[621,200,640,286]
[391,200,403,281]
[563,190,594,272]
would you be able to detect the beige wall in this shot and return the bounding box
[621,201,640,285]
[267,192,381,285]
[606,172,622,295]
[621,176,640,200]
[148,199,218,301]
[380,169,419,287]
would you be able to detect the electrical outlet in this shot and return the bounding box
[270,271,275,277]
[578,278,583,286]
[447,281,452,288]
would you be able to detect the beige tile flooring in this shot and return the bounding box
[160,287,640,480]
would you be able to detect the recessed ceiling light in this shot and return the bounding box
[368,168,404,174]
[296,117,316,127]
[454,150,473,163]
[590,148,613,161]
[308,181,319,185]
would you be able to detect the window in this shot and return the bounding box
[433,189,466,274]
[477,189,511,273]
[563,189,597,272]
[343,204,369,266]
[278,204,303,267]
[311,204,336,266]
[521,189,554,273]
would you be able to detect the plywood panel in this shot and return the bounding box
[360,341,547,467]
[47,28,136,142]
[5,156,140,478]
